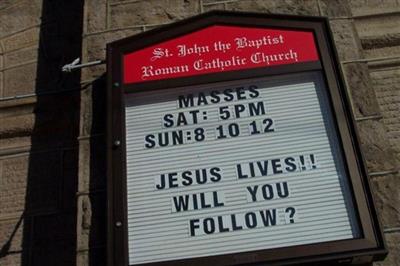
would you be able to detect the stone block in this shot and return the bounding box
[3,46,38,69]
[364,45,400,60]
[2,26,40,53]
[0,151,62,215]
[226,0,319,16]
[370,67,400,154]
[79,87,94,136]
[0,0,20,10]
[318,0,351,18]
[0,97,36,120]
[0,252,22,266]
[84,0,107,34]
[17,93,79,146]
[109,0,200,28]
[76,193,107,250]
[349,0,399,17]
[84,29,140,60]
[342,62,381,117]
[0,93,36,115]
[329,20,362,60]
[0,113,35,139]
[329,20,363,61]
[371,174,400,229]
[78,139,92,192]
[374,232,400,266]
[3,63,37,97]
[356,119,399,173]
[354,14,400,58]
[78,138,107,193]
[0,136,32,151]
[0,71,3,98]
[360,33,400,51]
[0,93,80,147]
[81,29,141,80]
[76,251,89,266]
[0,156,29,215]
[0,0,41,39]
[0,217,24,253]
[203,3,225,12]
[202,0,232,3]
[360,35,400,58]
[355,14,400,39]
[80,62,106,82]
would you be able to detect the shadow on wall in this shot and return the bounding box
[83,74,108,266]
[19,0,107,264]
[2,0,83,265]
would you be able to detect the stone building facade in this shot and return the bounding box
[0,0,399,265]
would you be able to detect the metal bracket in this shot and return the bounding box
[61,57,105,72]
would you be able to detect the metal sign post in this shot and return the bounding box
[107,11,386,266]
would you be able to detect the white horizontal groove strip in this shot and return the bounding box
[126,155,332,178]
[130,219,351,247]
[126,128,329,146]
[128,206,348,235]
[127,198,347,229]
[130,218,351,249]
[127,202,349,237]
[126,143,333,170]
[128,217,350,246]
[126,181,338,200]
[126,174,342,201]
[127,171,340,193]
[127,191,345,221]
[127,110,327,133]
[125,117,325,139]
[126,186,344,212]
[124,73,359,265]
[126,172,342,199]
[125,82,314,109]
[126,100,322,125]
[125,91,318,118]
[126,102,324,129]
[127,103,330,122]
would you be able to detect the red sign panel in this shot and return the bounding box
[123,25,319,84]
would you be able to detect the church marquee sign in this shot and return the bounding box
[107,11,387,266]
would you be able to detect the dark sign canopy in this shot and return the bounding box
[107,11,387,266]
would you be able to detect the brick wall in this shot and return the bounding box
[0,0,399,265]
